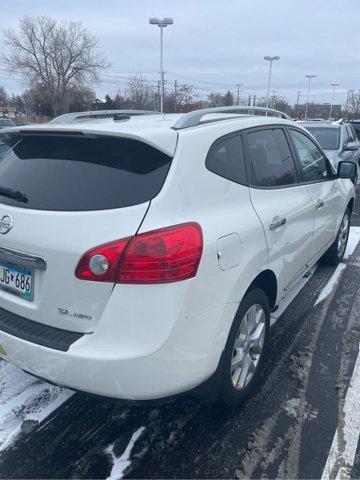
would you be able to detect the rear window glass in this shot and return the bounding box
[0,133,172,211]
[306,127,340,150]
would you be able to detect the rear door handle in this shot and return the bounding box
[269,217,286,231]
[316,200,324,210]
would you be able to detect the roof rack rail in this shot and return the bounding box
[50,109,160,125]
[172,106,292,130]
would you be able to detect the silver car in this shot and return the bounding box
[301,121,360,170]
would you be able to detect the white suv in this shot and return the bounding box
[0,107,356,408]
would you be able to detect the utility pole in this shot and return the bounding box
[253,95,256,106]
[236,83,244,106]
[296,91,302,117]
[174,80,178,113]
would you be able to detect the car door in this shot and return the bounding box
[288,128,343,261]
[243,127,315,299]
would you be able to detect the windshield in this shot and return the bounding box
[306,127,340,150]
[0,133,172,211]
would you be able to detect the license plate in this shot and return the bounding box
[0,260,33,301]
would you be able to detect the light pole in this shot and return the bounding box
[305,74,317,119]
[264,56,280,110]
[329,83,340,120]
[149,17,174,114]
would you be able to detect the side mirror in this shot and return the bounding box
[343,143,358,151]
[337,161,357,180]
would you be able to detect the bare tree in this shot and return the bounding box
[0,86,7,108]
[207,92,226,108]
[122,74,157,110]
[347,90,360,119]
[256,95,291,114]
[165,83,198,112]
[2,16,108,115]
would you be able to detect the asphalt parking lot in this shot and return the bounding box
[0,187,360,479]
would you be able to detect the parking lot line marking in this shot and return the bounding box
[314,263,347,306]
[321,347,360,479]
[106,426,145,480]
[321,228,360,479]
[315,228,360,307]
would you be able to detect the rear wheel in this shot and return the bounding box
[321,208,351,265]
[220,288,270,409]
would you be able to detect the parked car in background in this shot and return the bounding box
[300,121,360,170]
[0,107,356,408]
[0,117,16,130]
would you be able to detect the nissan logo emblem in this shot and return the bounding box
[0,215,14,234]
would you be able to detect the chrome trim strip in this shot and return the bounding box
[0,246,47,271]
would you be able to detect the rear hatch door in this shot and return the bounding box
[0,130,173,333]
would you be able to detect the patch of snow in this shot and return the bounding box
[283,398,301,417]
[315,227,360,306]
[106,426,145,480]
[314,263,347,306]
[344,226,360,260]
[0,361,73,451]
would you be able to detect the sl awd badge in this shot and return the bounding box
[0,215,14,234]
[0,344,7,356]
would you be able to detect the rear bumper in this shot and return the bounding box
[0,289,238,400]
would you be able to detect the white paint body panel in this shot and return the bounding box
[249,185,315,298]
[0,115,355,400]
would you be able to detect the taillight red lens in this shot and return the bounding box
[119,222,203,284]
[75,223,203,284]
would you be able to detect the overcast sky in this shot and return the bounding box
[1,0,359,106]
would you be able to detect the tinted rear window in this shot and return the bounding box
[245,128,297,187]
[306,127,340,150]
[206,134,246,185]
[0,133,172,211]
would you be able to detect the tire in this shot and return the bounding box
[321,208,351,266]
[220,288,270,409]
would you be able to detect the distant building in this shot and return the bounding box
[0,106,16,119]
[295,103,342,120]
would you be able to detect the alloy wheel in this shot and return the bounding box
[230,304,266,390]
[337,213,350,258]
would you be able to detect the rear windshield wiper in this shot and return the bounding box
[0,186,28,203]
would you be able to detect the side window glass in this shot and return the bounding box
[290,129,330,182]
[245,128,297,187]
[346,126,354,143]
[206,134,246,185]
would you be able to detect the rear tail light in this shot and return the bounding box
[75,222,203,284]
